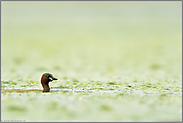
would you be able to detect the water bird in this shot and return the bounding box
[41,73,58,92]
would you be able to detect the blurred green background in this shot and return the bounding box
[1,1,182,122]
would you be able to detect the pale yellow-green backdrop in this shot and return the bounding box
[1,1,182,122]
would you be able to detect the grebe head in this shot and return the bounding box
[41,73,58,92]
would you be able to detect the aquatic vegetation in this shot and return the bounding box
[1,1,181,122]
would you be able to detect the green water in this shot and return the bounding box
[1,1,182,122]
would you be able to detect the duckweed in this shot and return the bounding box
[7,105,27,112]
[1,1,181,122]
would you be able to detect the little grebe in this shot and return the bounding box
[41,73,58,92]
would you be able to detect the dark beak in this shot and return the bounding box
[49,76,58,82]
[52,76,58,80]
